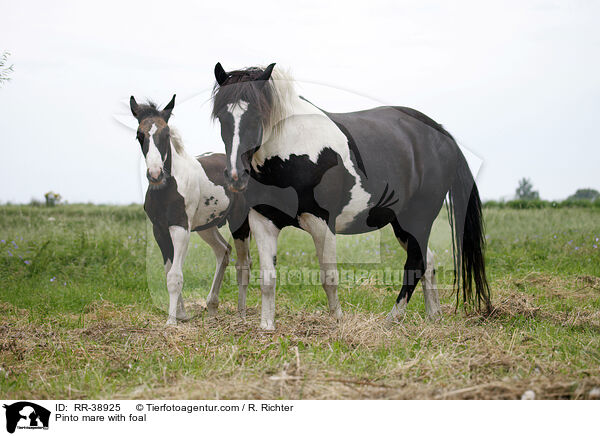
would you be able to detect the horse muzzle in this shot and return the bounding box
[224,169,249,193]
[147,169,167,188]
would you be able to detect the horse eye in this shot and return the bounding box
[137,132,145,143]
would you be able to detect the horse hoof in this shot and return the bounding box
[165,317,177,326]
[260,320,275,331]
[384,314,400,327]
[386,304,406,324]
[426,310,442,321]
[177,313,192,322]
[387,298,407,322]
[330,307,343,320]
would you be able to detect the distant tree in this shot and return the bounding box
[567,188,599,201]
[0,51,14,86]
[515,178,540,200]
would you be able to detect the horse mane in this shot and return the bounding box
[134,100,161,120]
[211,66,296,137]
[170,128,185,155]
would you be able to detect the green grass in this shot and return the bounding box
[0,205,599,399]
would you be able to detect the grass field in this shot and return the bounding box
[1,205,599,399]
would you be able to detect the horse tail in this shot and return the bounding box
[448,148,492,313]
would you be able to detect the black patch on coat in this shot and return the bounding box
[391,220,410,246]
[396,232,425,303]
[144,178,188,264]
[144,178,188,230]
[248,148,354,231]
[152,223,173,265]
[366,184,400,229]
[231,214,251,240]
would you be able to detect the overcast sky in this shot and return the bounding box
[1,0,599,204]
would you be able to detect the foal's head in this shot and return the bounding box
[130,95,176,190]
[211,62,276,192]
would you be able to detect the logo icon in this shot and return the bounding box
[3,402,50,434]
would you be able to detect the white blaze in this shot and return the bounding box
[226,101,249,175]
[145,124,162,179]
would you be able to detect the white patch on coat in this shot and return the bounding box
[226,101,249,174]
[298,213,342,319]
[422,247,441,319]
[167,129,230,229]
[248,209,280,331]
[166,225,190,325]
[145,123,163,179]
[252,96,371,232]
[234,237,251,318]
[334,164,371,232]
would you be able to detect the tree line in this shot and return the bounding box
[484,178,600,209]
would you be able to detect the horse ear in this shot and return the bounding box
[214,62,229,86]
[257,63,276,86]
[161,94,176,122]
[130,96,140,119]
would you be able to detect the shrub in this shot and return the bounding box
[44,192,62,207]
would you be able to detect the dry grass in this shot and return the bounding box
[1,206,599,399]
[2,274,599,400]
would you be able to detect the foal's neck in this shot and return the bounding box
[168,133,203,182]
[169,129,197,165]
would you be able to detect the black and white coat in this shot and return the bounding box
[212,64,491,330]
[130,96,251,325]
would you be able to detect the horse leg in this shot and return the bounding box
[197,227,231,316]
[233,236,251,318]
[386,233,426,322]
[299,213,342,320]
[391,220,440,320]
[249,209,280,331]
[152,224,178,325]
[422,247,441,319]
[166,226,191,326]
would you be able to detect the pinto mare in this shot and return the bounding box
[210,63,492,330]
[130,95,251,325]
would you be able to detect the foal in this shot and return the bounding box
[130,95,251,325]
